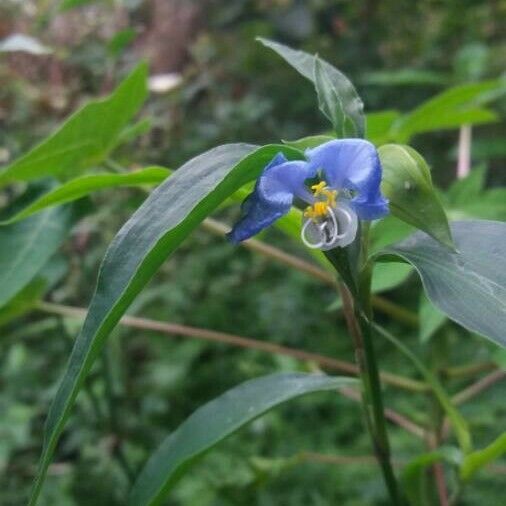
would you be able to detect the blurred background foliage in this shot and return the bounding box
[0,0,505,505]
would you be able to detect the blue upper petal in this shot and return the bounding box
[227,153,315,243]
[305,139,389,220]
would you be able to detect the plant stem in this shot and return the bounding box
[428,435,450,506]
[428,334,450,506]
[442,361,497,379]
[339,386,425,439]
[451,370,505,406]
[339,283,403,505]
[36,301,427,392]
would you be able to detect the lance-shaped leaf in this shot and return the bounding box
[258,37,364,137]
[129,373,355,506]
[28,143,304,505]
[391,80,504,142]
[0,63,148,186]
[382,220,506,347]
[461,432,506,480]
[1,167,169,225]
[0,205,75,308]
[379,144,454,249]
[314,57,348,136]
[419,294,446,343]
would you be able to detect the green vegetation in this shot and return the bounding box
[0,1,504,505]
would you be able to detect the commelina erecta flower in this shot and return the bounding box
[227,139,389,250]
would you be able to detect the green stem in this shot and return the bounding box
[339,283,403,505]
[373,322,472,454]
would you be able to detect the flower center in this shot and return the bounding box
[303,181,338,220]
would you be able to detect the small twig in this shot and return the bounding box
[441,370,506,438]
[203,218,335,285]
[339,386,425,439]
[427,434,450,506]
[442,361,497,380]
[36,302,426,441]
[452,370,506,406]
[202,218,419,327]
[36,301,427,393]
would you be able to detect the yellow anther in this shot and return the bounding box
[322,188,337,207]
[304,201,330,220]
[305,180,339,221]
[311,181,327,196]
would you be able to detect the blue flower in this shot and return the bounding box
[228,139,389,250]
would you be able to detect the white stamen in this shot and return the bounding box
[300,202,358,250]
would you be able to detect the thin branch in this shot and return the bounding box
[202,218,419,327]
[339,386,425,439]
[442,361,497,379]
[441,370,506,439]
[427,434,450,506]
[203,217,335,285]
[36,301,427,393]
[36,302,426,441]
[452,370,506,406]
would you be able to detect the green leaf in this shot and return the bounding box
[446,165,487,206]
[0,206,75,308]
[129,373,355,506]
[0,248,67,325]
[107,28,137,57]
[59,0,97,12]
[371,262,412,293]
[0,63,148,186]
[370,215,415,255]
[392,80,504,142]
[314,56,349,136]
[282,134,335,151]
[327,262,412,312]
[365,110,401,145]
[1,167,169,225]
[451,188,506,221]
[445,166,506,221]
[0,279,47,327]
[492,349,506,370]
[257,37,364,137]
[383,220,506,348]
[28,143,304,505]
[461,433,506,480]
[113,118,152,150]
[419,294,446,344]
[379,144,454,249]
[401,447,461,506]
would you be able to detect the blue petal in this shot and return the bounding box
[227,153,315,243]
[305,139,389,220]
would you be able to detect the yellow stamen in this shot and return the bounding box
[304,180,338,221]
[311,181,327,196]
